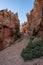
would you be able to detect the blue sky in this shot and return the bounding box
[0,0,34,23]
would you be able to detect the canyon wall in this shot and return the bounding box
[23,0,43,38]
[0,9,20,50]
[21,0,43,38]
[20,22,28,34]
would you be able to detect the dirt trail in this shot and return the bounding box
[0,37,43,65]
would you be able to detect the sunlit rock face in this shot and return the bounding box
[26,0,43,38]
[20,22,28,35]
[0,9,20,50]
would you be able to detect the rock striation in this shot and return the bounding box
[0,9,20,50]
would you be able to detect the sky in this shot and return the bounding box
[0,0,34,24]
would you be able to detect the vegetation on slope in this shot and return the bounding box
[21,36,43,61]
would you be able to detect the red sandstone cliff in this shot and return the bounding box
[26,0,43,38]
[21,0,43,39]
[20,22,28,34]
[0,9,20,50]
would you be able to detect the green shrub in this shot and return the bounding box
[32,28,38,36]
[21,40,43,61]
[29,36,35,41]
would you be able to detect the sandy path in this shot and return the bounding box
[0,37,43,65]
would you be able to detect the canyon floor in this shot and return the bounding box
[0,36,43,65]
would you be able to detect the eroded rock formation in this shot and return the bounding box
[0,9,20,50]
[26,0,43,38]
[20,22,28,34]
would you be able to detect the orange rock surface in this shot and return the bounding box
[0,9,20,50]
[26,0,43,37]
